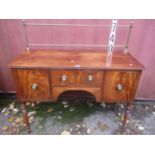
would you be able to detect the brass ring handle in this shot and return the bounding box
[88,75,93,81]
[32,83,38,90]
[116,83,123,91]
[61,75,68,81]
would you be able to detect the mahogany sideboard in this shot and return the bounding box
[8,50,144,133]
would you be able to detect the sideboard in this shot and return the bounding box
[8,50,143,133]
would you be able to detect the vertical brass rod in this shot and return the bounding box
[22,20,30,53]
[124,22,133,54]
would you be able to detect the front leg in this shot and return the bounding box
[20,102,31,133]
[121,101,132,131]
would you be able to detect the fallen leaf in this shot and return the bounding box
[61,130,71,135]
[39,125,43,129]
[76,124,80,129]
[39,117,43,121]
[2,126,9,131]
[1,108,7,114]
[61,101,68,105]
[9,102,15,110]
[26,102,31,106]
[138,125,145,131]
[13,108,19,114]
[87,128,91,134]
[87,101,93,107]
[120,104,124,109]
[101,102,106,108]
[15,117,23,124]
[97,121,109,131]
[31,103,35,107]
[82,124,86,128]
[57,115,62,119]
[4,111,10,116]
[69,107,75,112]
[28,111,36,117]
[64,104,69,108]
[7,116,14,123]
[118,112,121,116]
[47,108,54,113]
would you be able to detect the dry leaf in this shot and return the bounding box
[69,107,75,112]
[64,104,69,108]
[47,108,54,113]
[1,108,7,114]
[39,125,43,129]
[152,112,155,115]
[7,116,14,123]
[9,102,15,110]
[97,121,109,131]
[26,102,31,106]
[15,117,23,124]
[2,126,9,131]
[87,128,91,134]
[57,115,62,119]
[138,125,145,131]
[31,103,35,107]
[61,130,71,135]
[101,102,106,108]
[61,101,68,105]
[28,111,36,116]
[76,124,80,129]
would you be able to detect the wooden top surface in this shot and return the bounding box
[8,50,144,70]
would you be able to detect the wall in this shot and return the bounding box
[0,19,155,99]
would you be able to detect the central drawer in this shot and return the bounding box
[51,70,103,87]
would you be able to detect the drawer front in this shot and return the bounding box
[51,70,103,87]
[51,70,78,86]
[17,69,50,101]
[78,71,103,87]
[103,71,141,101]
[52,87,101,102]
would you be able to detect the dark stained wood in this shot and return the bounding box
[103,71,141,101]
[8,50,144,70]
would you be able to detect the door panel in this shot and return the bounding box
[17,69,50,101]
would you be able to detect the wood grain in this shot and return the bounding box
[8,50,144,70]
[51,70,78,87]
[16,69,50,101]
[103,71,141,101]
[52,87,101,102]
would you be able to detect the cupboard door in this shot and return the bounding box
[17,69,50,101]
[103,71,141,101]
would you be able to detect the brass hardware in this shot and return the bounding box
[61,75,68,81]
[116,83,123,91]
[88,75,93,81]
[32,83,38,90]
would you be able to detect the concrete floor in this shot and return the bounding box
[0,95,155,135]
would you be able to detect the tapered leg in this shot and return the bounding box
[121,101,132,131]
[20,102,31,133]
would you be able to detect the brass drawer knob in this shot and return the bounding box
[116,83,123,91]
[88,75,93,81]
[32,83,38,90]
[61,75,68,81]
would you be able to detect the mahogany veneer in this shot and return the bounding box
[8,50,144,133]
